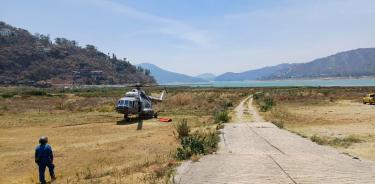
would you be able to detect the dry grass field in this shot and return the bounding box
[3,86,374,183]
[0,87,247,184]
[256,87,375,160]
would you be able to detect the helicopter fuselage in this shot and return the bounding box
[116,89,156,119]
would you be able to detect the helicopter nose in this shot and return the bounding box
[116,105,129,113]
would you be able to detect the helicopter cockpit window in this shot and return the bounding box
[124,100,129,107]
[118,100,124,105]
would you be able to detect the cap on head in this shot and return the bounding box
[39,136,48,144]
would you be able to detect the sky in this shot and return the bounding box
[1,0,375,76]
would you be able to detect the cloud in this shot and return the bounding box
[86,0,213,48]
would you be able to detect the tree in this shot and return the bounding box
[85,44,97,52]
[34,33,50,46]
[39,34,50,46]
[54,37,65,45]
[145,69,151,76]
[71,40,78,47]
[137,66,144,73]
[55,37,77,47]
[112,53,117,61]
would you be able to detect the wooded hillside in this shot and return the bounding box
[0,21,155,86]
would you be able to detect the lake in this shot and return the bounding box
[166,78,375,87]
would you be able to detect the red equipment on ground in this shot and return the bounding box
[159,118,172,122]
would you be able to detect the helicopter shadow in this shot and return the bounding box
[116,118,143,130]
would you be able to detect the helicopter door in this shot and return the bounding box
[128,101,133,109]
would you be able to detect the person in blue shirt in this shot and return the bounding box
[35,136,56,184]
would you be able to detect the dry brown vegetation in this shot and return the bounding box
[0,87,248,184]
[255,87,375,160]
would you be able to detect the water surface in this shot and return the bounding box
[168,79,375,87]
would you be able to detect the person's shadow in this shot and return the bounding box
[116,118,143,130]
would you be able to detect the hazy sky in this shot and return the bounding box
[1,0,375,75]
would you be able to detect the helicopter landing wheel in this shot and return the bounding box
[124,114,130,122]
[153,112,158,118]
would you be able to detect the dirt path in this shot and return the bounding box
[233,96,250,122]
[174,96,375,184]
[247,96,264,122]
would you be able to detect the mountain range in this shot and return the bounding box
[140,48,375,83]
[137,63,207,84]
[215,63,293,81]
[215,48,375,81]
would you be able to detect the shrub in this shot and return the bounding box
[216,122,224,130]
[264,97,274,106]
[1,92,17,98]
[23,90,48,96]
[310,135,363,148]
[176,130,220,160]
[181,135,205,154]
[260,97,274,112]
[174,119,190,139]
[310,135,326,145]
[253,92,275,112]
[176,147,191,160]
[214,110,230,123]
[201,130,220,153]
[271,121,284,129]
[175,119,220,160]
[223,100,233,108]
[253,92,264,100]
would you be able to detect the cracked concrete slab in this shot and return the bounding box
[174,97,375,184]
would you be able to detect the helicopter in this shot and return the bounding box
[115,85,166,120]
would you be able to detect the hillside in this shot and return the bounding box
[137,63,207,84]
[215,48,375,81]
[0,21,155,86]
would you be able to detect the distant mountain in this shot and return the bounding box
[0,21,155,85]
[196,73,216,81]
[265,48,375,79]
[215,63,293,81]
[137,63,207,84]
[215,48,375,81]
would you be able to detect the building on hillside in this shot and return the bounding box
[73,69,104,84]
[0,28,13,36]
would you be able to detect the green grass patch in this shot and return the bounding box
[214,110,231,123]
[310,135,363,148]
[175,119,220,160]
